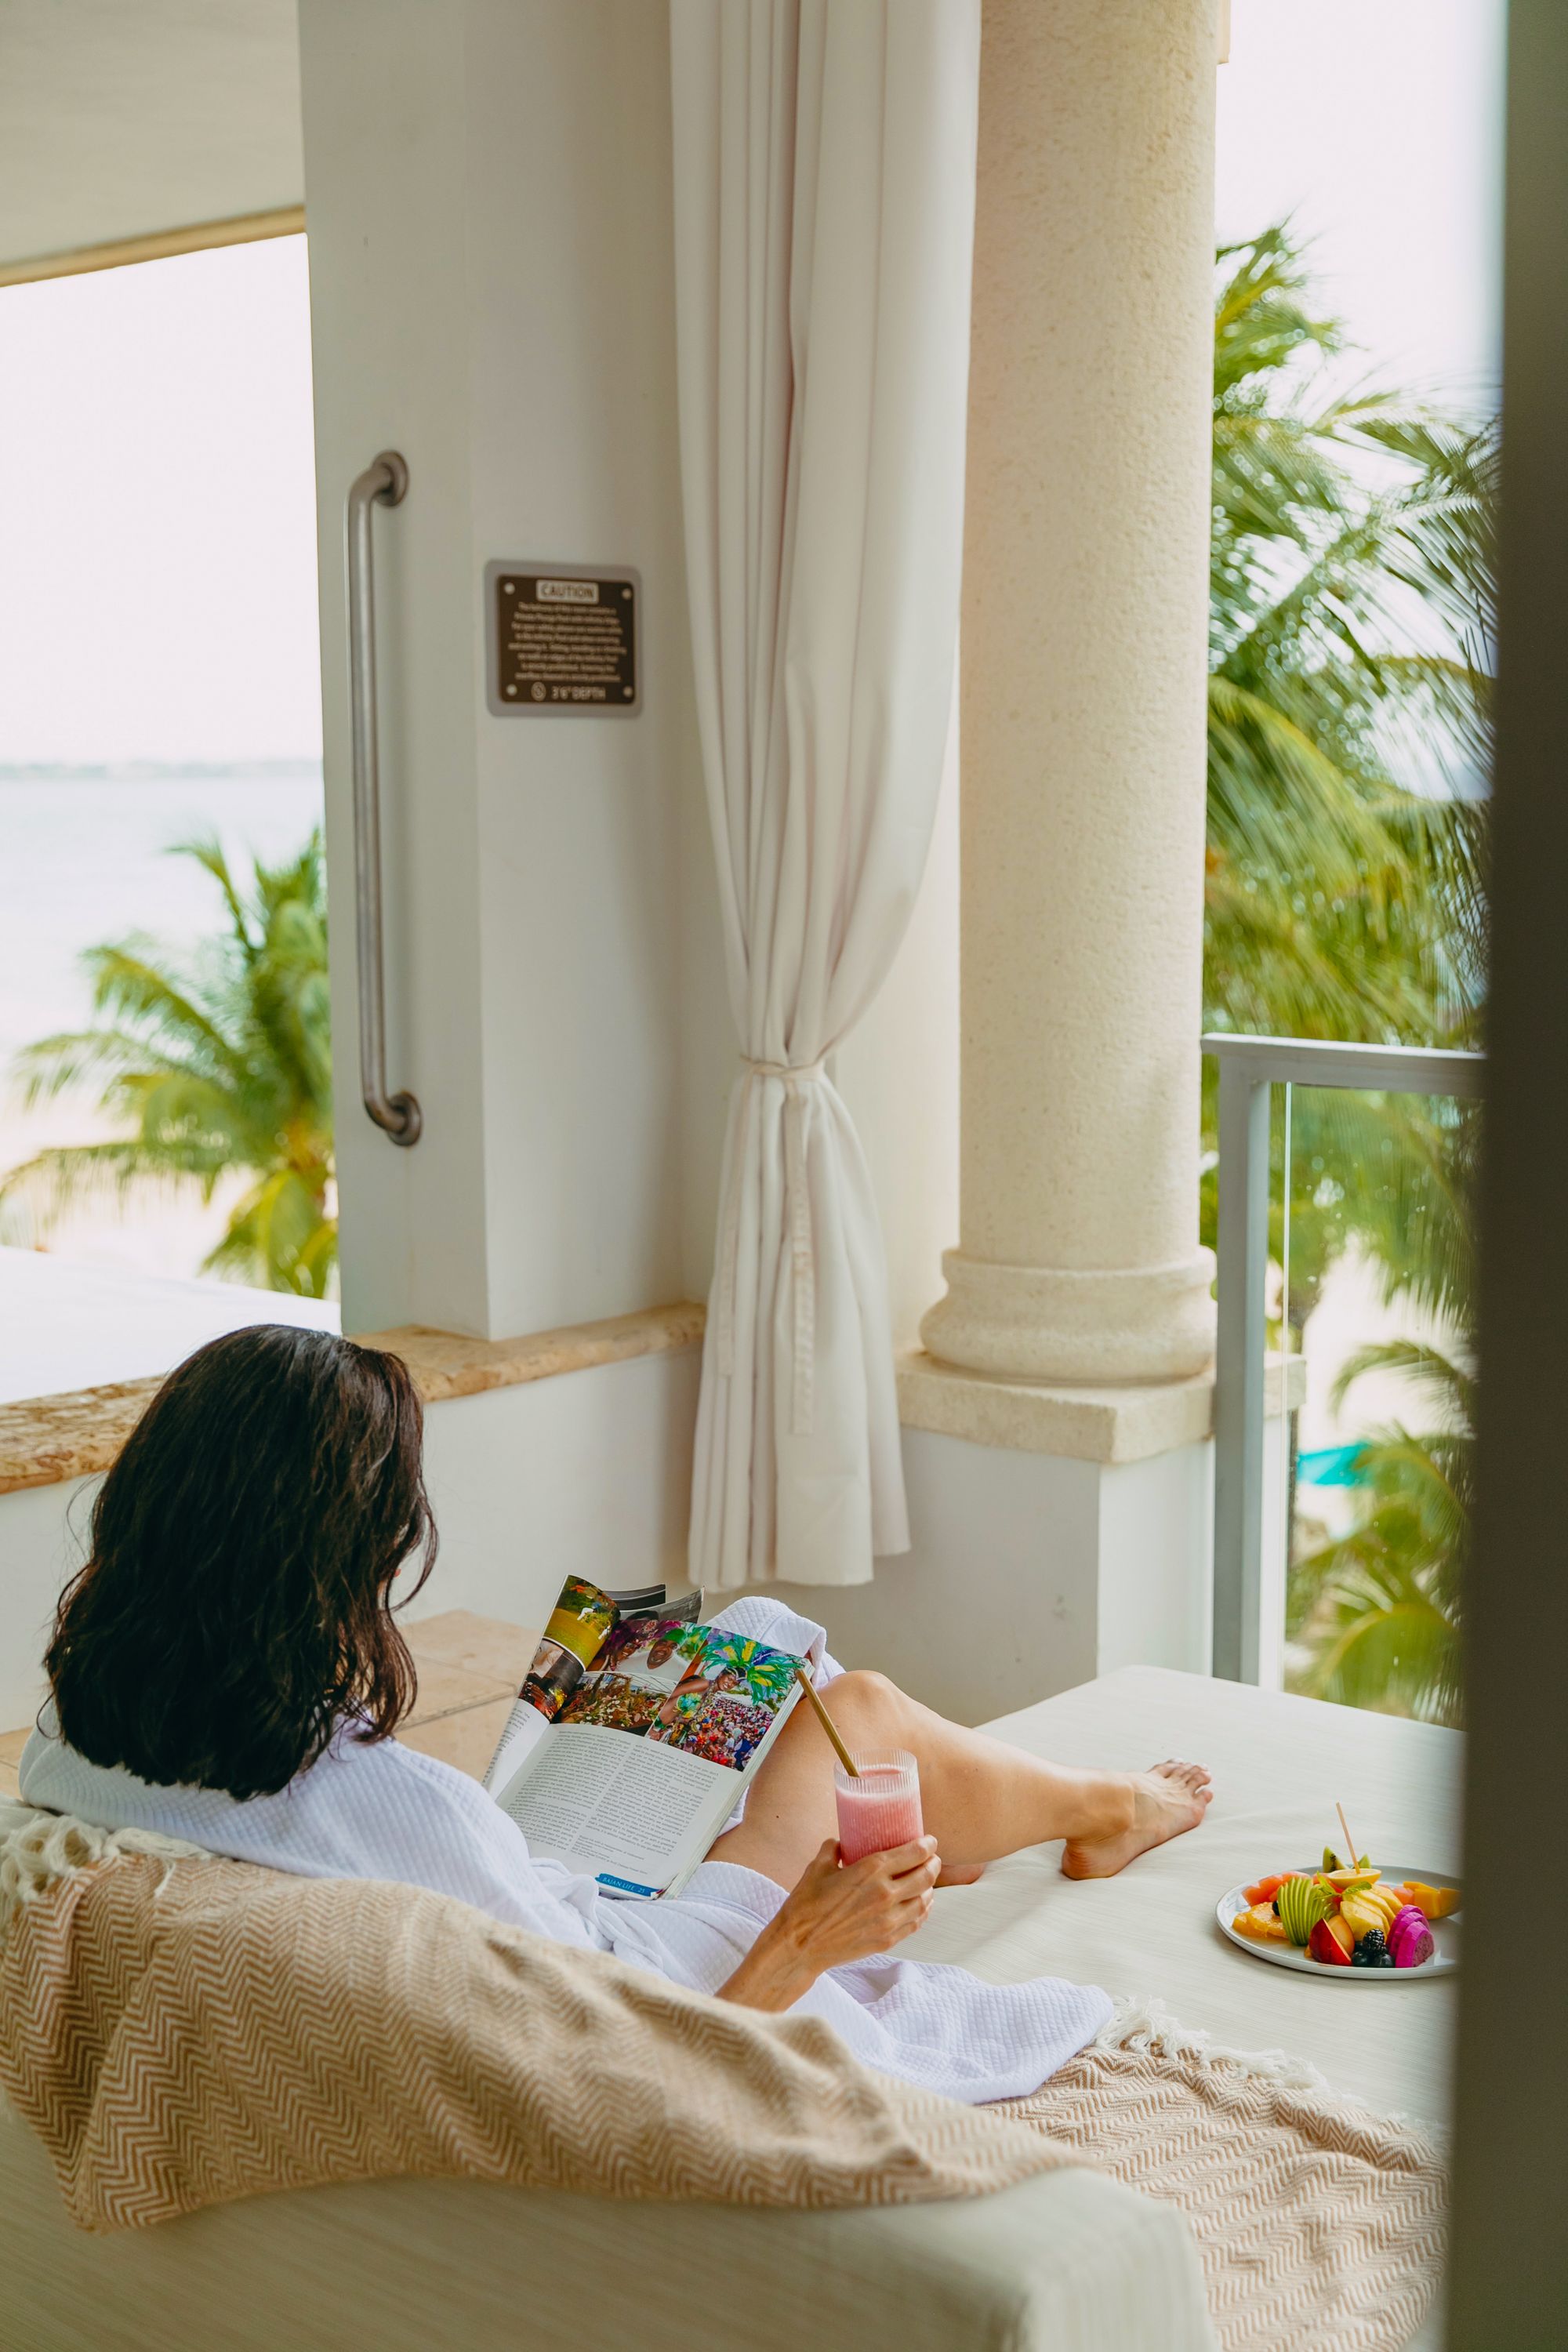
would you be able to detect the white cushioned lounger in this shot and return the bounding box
[1,1668,1458,2351]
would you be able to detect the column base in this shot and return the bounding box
[918,1247,1216,1385]
[897,1346,1302,1465]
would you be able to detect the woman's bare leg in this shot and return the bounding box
[710,1669,1211,1890]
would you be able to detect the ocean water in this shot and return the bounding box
[0,764,325,1067]
[0,763,326,1277]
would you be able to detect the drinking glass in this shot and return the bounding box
[833,1748,924,1862]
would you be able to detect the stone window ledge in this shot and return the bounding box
[0,1301,706,1497]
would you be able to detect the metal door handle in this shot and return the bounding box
[346,451,421,1145]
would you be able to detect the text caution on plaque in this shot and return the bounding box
[485,561,640,717]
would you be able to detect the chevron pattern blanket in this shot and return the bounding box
[0,1809,1445,2350]
[0,1811,1066,2230]
[1006,2009,1446,2352]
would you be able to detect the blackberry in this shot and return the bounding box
[1359,1929,1387,1960]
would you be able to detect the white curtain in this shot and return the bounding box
[670,0,978,1590]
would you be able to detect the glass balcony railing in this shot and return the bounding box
[1203,1035,1483,1715]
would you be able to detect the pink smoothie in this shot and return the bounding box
[834,1759,924,1862]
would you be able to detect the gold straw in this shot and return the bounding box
[1336,1801,1360,1870]
[793,1668,859,1777]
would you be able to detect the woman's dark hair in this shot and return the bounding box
[45,1325,435,1800]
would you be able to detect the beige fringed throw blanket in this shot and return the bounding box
[0,1809,1067,2225]
[1,1809,1445,2351]
[1008,2014,1446,2351]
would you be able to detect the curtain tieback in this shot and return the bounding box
[714,1057,827,1434]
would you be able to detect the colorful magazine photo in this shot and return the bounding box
[482,1577,807,1899]
[563,1622,800,1772]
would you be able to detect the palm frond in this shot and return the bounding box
[1330,1338,1476,1431]
[4,834,334,1294]
[1210,229,1490,1730]
[0,1137,228,1219]
[169,837,255,953]
[79,946,241,1076]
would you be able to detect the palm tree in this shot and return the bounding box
[1207,227,1490,1042]
[1202,230,1493,1723]
[1287,1339,1471,1728]
[1,834,336,1297]
[1203,227,1493,1336]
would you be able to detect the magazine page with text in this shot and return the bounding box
[484,1589,806,1899]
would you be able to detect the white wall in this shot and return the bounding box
[750,1428,1189,1723]
[0,1475,97,1729]
[300,0,486,1335]
[401,1350,700,1633]
[300,0,702,1342]
[743,1403,1294,1726]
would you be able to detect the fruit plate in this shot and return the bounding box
[1216,1866,1461,1979]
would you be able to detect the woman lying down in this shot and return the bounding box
[21,1328,1212,2107]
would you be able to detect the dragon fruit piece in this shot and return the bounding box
[1388,1904,1436,1969]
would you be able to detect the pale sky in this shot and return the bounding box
[0,234,322,765]
[0,3,1506,768]
[1217,0,1504,403]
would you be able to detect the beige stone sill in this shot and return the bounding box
[898,1348,1307,1466]
[0,1301,705,1497]
[354,1301,706,1402]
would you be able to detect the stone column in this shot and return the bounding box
[920,0,1218,1388]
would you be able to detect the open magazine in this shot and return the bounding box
[482,1576,806,1900]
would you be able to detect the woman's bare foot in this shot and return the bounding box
[1060,1760,1213,1880]
[934,1860,986,1888]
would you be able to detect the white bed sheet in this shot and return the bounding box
[900,1666,1461,2136]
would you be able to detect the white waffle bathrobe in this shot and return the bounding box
[19,1597,1110,2104]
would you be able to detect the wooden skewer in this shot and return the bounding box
[1336,1801,1361,1869]
[793,1668,859,1777]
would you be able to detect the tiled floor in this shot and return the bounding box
[0,1610,534,1802]
[397,1610,535,1777]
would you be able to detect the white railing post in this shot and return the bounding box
[1212,1056,1270,1681]
[1203,1033,1483,1687]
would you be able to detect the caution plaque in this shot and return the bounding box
[485,561,640,717]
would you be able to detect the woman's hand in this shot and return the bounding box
[715,1836,941,2013]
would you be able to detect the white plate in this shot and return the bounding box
[1216,1866,1461,1979]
